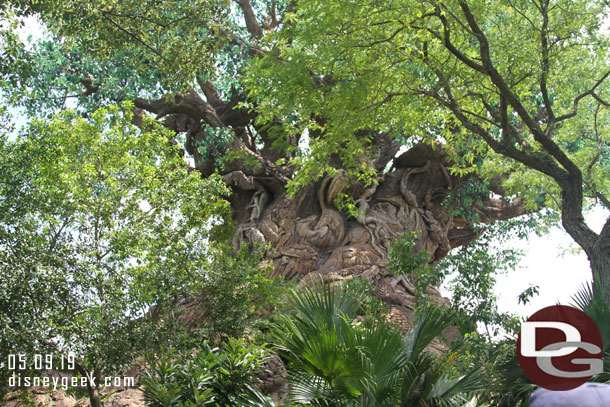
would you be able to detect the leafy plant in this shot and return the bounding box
[0,105,232,406]
[272,283,483,406]
[389,225,525,339]
[443,179,490,226]
[474,339,535,407]
[571,272,610,384]
[388,232,432,283]
[141,338,273,407]
[187,244,276,341]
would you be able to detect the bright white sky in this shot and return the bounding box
[457,207,609,319]
[11,16,610,323]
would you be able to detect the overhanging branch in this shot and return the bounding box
[235,0,264,38]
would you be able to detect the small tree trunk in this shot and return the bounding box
[590,237,610,305]
[75,362,102,407]
[87,383,102,407]
[558,176,610,306]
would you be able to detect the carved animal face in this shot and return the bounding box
[341,244,380,268]
[272,245,319,279]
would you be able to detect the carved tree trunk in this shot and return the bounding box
[221,144,524,328]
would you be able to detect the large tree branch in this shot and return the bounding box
[425,72,600,253]
[233,138,291,186]
[235,0,264,39]
[132,85,294,190]
[448,194,529,247]
[477,3,602,248]
[539,0,555,123]
[135,81,256,128]
[448,227,484,248]
[196,77,222,106]
[457,1,582,179]
[428,73,562,179]
[476,197,528,224]
[420,8,487,75]
[451,1,604,254]
[134,90,224,127]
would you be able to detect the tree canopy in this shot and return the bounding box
[246,0,610,276]
[2,0,606,254]
[2,0,610,404]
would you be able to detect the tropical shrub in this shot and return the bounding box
[272,283,483,406]
[141,338,273,407]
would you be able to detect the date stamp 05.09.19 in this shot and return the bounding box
[4,354,135,391]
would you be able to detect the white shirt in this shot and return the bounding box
[530,383,610,407]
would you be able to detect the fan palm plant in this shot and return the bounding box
[571,272,610,383]
[475,342,535,407]
[272,282,483,406]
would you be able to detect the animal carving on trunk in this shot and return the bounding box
[234,159,457,320]
[225,143,528,325]
[296,173,346,249]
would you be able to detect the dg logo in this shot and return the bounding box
[517,305,603,391]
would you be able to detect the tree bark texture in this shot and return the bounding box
[224,147,524,328]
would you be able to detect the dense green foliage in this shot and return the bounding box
[8,0,229,87]
[0,105,271,400]
[388,229,524,337]
[247,0,610,208]
[272,283,483,406]
[142,339,272,407]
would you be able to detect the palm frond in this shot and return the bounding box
[403,305,453,361]
[570,272,610,354]
[288,371,336,406]
[274,283,480,406]
[428,369,485,400]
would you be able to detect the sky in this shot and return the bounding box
[474,206,608,319]
[9,15,610,324]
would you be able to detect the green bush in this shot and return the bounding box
[141,338,274,407]
[272,283,483,406]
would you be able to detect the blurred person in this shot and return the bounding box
[530,383,610,406]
